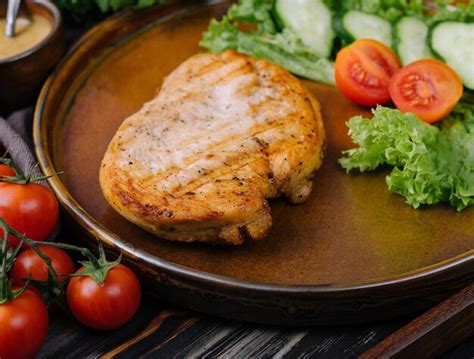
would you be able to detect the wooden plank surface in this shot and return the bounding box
[361,282,474,358]
[38,296,474,358]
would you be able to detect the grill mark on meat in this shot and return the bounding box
[100,51,325,244]
[117,116,304,192]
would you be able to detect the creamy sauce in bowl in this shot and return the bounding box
[0,14,51,60]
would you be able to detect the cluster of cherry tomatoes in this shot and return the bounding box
[335,39,463,123]
[0,161,142,359]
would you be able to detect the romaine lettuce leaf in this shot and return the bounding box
[200,17,335,85]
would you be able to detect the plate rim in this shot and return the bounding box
[33,0,474,297]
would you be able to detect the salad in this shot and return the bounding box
[201,0,473,89]
[201,0,474,211]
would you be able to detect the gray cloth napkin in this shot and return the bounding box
[0,108,40,177]
[0,107,59,241]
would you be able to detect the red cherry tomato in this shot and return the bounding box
[0,164,15,177]
[388,59,463,123]
[335,39,401,106]
[0,289,49,359]
[0,182,58,246]
[67,264,141,330]
[11,246,75,287]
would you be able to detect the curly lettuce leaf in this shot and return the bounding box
[228,0,277,34]
[340,0,473,22]
[200,17,240,53]
[200,17,335,85]
[428,0,474,23]
[340,0,425,21]
[339,105,474,211]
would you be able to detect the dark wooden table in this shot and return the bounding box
[38,294,473,358]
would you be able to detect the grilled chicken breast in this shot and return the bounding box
[100,51,325,245]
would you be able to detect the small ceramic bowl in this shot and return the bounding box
[0,0,65,114]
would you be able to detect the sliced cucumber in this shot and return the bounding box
[395,17,433,65]
[274,0,335,58]
[430,21,474,89]
[341,10,392,47]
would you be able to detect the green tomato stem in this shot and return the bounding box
[0,217,66,303]
[0,156,63,184]
[0,220,30,303]
[0,226,9,302]
[0,217,101,269]
[0,156,27,182]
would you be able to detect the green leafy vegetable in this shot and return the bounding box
[228,0,277,34]
[428,0,474,23]
[339,104,474,211]
[338,0,473,23]
[339,0,425,22]
[200,1,335,85]
[56,0,165,24]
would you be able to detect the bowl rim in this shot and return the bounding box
[0,0,62,64]
[33,0,474,297]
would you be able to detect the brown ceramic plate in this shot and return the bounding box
[34,0,474,325]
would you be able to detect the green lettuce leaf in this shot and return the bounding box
[339,0,473,22]
[428,0,474,23]
[228,0,277,34]
[339,0,426,21]
[200,0,336,85]
[339,104,474,211]
[200,17,335,85]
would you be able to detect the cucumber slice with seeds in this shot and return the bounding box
[341,10,392,47]
[430,21,474,89]
[395,16,433,65]
[274,0,335,58]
